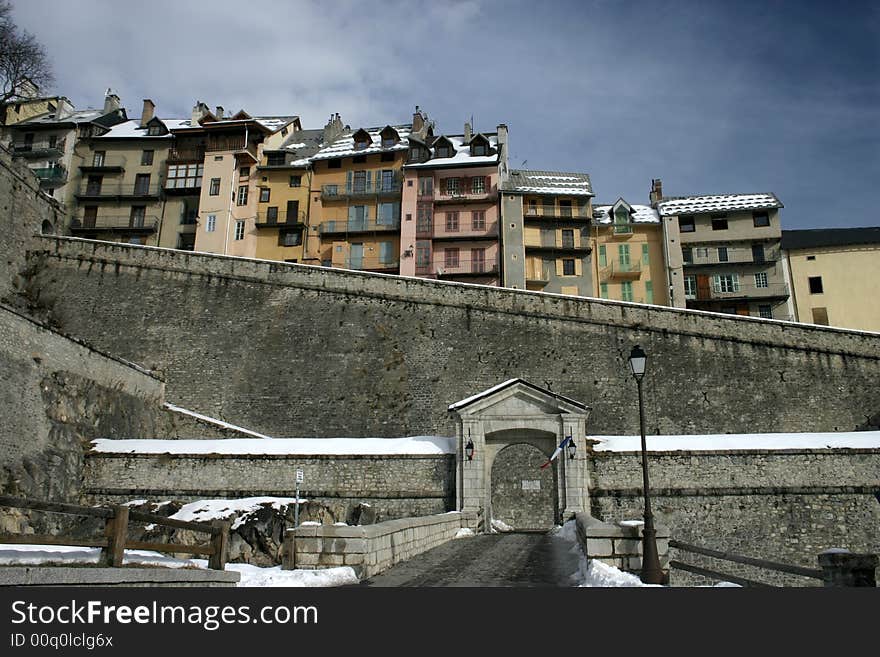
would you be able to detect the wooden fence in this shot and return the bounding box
[0,496,229,570]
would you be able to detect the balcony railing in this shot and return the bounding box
[600,260,643,280]
[320,218,400,235]
[683,250,781,267]
[321,179,404,201]
[75,182,162,199]
[524,205,591,221]
[255,210,307,227]
[69,215,159,233]
[687,281,789,301]
[433,219,499,240]
[435,260,499,278]
[11,139,66,157]
[337,257,400,272]
[435,185,498,205]
[205,138,258,161]
[32,166,67,187]
[167,147,206,163]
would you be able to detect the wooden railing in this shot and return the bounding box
[669,539,823,587]
[0,495,229,570]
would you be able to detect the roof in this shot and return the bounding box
[593,203,660,224]
[92,119,189,139]
[657,193,782,215]
[310,124,412,161]
[405,133,500,169]
[17,108,108,126]
[502,169,594,196]
[265,129,325,166]
[448,378,588,412]
[781,227,880,251]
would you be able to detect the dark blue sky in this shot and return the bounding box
[12,0,879,228]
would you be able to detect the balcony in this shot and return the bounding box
[524,234,591,255]
[686,280,789,302]
[205,138,258,162]
[524,206,590,223]
[69,215,159,234]
[321,179,403,202]
[11,139,66,158]
[683,250,781,268]
[32,166,67,188]
[337,257,400,272]
[436,260,499,279]
[255,210,307,228]
[319,218,400,236]
[600,260,642,280]
[434,185,498,205]
[433,219,499,241]
[79,162,125,174]
[75,182,162,201]
[167,147,206,163]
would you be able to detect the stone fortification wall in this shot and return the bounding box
[23,237,880,439]
[84,452,456,523]
[588,449,880,586]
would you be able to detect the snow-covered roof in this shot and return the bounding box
[405,134,500,169]
[503,169,594,196]
[310,124,412,161]
[657,193,782,216]
[593,204,660,224]
[92,119,189,139]
[20,108,107,125]
[254,116,298,132]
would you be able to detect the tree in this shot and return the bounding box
[0,0,53,103]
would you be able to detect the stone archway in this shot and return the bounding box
[490,442,557,530]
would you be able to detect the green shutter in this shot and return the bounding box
[621,281,633,301]
[618,244,630,266]
[642,243,650,265]
[600,283,608,298]
[598,245,606,267]
[645,281,653,304]
[345,171,353,193]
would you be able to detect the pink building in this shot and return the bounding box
[400,124,504,286]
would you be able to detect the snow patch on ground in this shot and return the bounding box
[454,528,475,539]
[145,497,303,531]
[490,519,514,533]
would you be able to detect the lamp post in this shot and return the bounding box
[628,345,665,585]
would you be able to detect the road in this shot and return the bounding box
[360,531,580,587]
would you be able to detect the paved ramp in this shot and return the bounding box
[360,532,579,587]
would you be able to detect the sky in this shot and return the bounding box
[9,0,879,229]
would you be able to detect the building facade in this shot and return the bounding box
[782,227,880,332]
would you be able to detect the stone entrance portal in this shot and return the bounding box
[448,379,591,532]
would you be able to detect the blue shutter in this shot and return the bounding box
[392,203,400,222]
[380,241,393,263]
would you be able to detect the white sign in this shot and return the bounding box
[296,469,304,484]
[521,480,541,491]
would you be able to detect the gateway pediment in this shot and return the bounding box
[448,379,589,419]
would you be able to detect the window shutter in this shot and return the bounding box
[575,259,583,276]
[345,171,353,193]
[642,243,650,264]
[463,177,471,193]
[348,206,356,223]
[732,274,740,292]
[364,205,370,221]
[555,259,563,276]
[392,203,401,221]
[485,176,491,192]
[645,281,654,304]
[598,245,606,267]
[441,178,447,195]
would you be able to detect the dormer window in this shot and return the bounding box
[382,136,395,148]
[613,206,632,234]
[353,128,372,151]
[147,125,163,136]
[355,140,369,150]
[380,126,399,149]
[473,143,487,156]
[470,135,490,157]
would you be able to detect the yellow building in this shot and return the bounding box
[591,199,672,305]
[783,227,880,331]
[307,123,410,273]
[253,129,324,262]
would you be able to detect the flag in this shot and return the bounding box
[540,435,573,469]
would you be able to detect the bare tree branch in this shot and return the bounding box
[0,0,54,103]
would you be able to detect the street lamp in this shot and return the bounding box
[567,436,577,460]
[628,345,665,585]
[464,437,475,461]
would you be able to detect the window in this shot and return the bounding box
[562,229,575,249]
[527,199,538,215]
[206,214,216,232]
[129,206,146,228]
[811,307,829,325]
[613,207,631,234]
[418,177,433,196]
[324,184,338,196]
[600,283,608,298]
[327,159,342,169]
[416,241,431,267]
[621,281,633,301]
[718,247,729,262]
[473,143,487,156]
[752,244,765,263]
[696,247,708,258]
[758,305,772,319]
[352,171,367,193]
[678,216,695,232]
[445,248,459,268]
[471,247,486,272]
[92,151,105,167]
[352,155,367,164]
[379,241,394,264]
[141,150,154,166]
[446,211,459,232]
[278,229,302,247]
[237,185,248,206]
[382,136,395,148]
[259,188,270,203]
[618,244,631,268]
[381,152,395,162]
[417,202,433,233]
[472,210,486,231]
[713,273,740,293]
[289,175,302,187]
[642,243,650,265]
[806,255,816,261]
[355,139,369,150]
[134,174,151,195]
[559,200,572,217]
[266,207,279,223]
[267,153,285,166]
[166,163,203,189]
[445,177,460,196]
[209,178,221,195]
[377,202,396,225]
[129,236,144,245]
[234,220,245,240]
[214,155,223,161]
[753,212,770,227]
[754,272,769,288]
[286,200,299,222]
[471,177,485,194]
[239,166,250,178]
[436,145,452,158]
[380,169,395,192]
[712,217,729,231]
[598,245,606,267]
[645,281,654,304]
[562,259,576,276]
[408,146,427,162]
[808,276,823,294]
[682,247,693,264]
[147,125,162,136]
[684,276,697,298]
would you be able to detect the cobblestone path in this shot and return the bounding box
[359,531,580,587]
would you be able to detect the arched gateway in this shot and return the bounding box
[448,379,591,532]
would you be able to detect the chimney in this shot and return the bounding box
[412,105,424,133]
[216,106,224,120]
[191,101,209,125]
[649,178,663,206]
[496,123,509,180]
[323,112,344,145]
[103,89,121,114]
[140,99,155,128]
[464,121,472,143]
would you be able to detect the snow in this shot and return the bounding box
[593,204,660,224]
[448,378,519,410]
[454,528,475,539]
[490,519,514,533]
[504,170,593,196]
[254,117,296,132]
[163,402,274,439]
[142,497,304,531]
[224,563,358,587]
[591,431,880,452]
[91,435,455,455]
[310,125,412,160]
[92,119,189,139]
[405,134,500,168]
[657,193,782,215]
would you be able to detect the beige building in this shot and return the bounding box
[782,227,880,332]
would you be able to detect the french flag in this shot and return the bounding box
[540,435,573,469]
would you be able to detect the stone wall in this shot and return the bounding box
[23,237,880,439]
[84,452,456,523]
[283,511,477,578]
[588,449,880,586]
[575,513,670,577]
